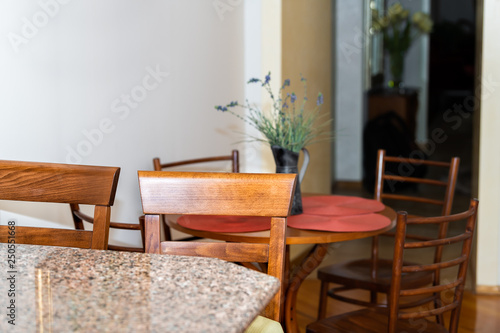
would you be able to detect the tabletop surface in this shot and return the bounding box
[1,244,279,333]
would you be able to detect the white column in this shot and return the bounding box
[259,0,282,173]
[477,0,500,291]
[334,0,365,181]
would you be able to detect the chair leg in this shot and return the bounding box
[370,291,377,304]
[434,295,444,324]
[317,281,329,320]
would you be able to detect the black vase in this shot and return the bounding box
[271,145,310,215]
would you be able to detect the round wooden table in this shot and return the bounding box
[166,200,396,333]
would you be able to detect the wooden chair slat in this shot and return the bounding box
[405,233,471,249]
[0,226,92,248]
[161,242,270,263]
[382,231,433,241]
[384,174,449,187]
[0,160,119,205]
[399,278,463,297]
[402,255,467,273]
[139,172,294,217]
[108,245,144,252]
[398,302,458,320]
[381,193,444,206]
[384,156,451,167]
[406,208,475,224]
[154,150,239,172]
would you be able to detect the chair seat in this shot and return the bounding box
[306,308,449,333]
[318,258,434,293]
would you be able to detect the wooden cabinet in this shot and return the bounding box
[367,88,419,141]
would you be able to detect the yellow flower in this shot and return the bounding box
[387,3,410,24]
[401,10,410,20]
[371,21,382,32]
[412,12,433,33]
[388,3,404,17]
[371,9,382,32]
[379,16,390,28]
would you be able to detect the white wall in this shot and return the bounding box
[390,0,429,143]
[243,0,264,173]
[334,0,364,181]
[0,1,248,247]
[477,0,500,289]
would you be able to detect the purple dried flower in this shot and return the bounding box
[263,73,271,86]
[282,79,290,89]
[291,93,297,103]
[215,105,229,112]
[317,93,324,106]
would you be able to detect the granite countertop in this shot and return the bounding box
[0,244,279,333]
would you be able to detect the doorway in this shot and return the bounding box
[427,0,476,198]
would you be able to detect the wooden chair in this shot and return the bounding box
[70,205,145,252]
[317,149,460,318]
[138,171,296,323]
[0,160,120,249]
[153,149,239,241]
[307,199,478,333]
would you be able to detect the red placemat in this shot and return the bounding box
[177,213,391,233]
[287,213,391,232]
[303,196,385,216]
[176,196,389,233]
[177,215,271,233]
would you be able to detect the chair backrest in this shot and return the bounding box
[0,160,120,249]
[388,199,478,333]
[372,149,460,279]
[152,150,239,241]
[153,149,239,173]
[375,149,460,217]
[138,171,296,322]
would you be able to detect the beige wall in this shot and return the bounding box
[476,0,500,291]
[282,0,333,194]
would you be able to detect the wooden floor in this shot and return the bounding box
[295,278,500,332]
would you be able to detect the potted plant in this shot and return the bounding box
[215,72,333,215]
[372,2,433,88]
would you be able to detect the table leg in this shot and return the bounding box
[284,243,330,333]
